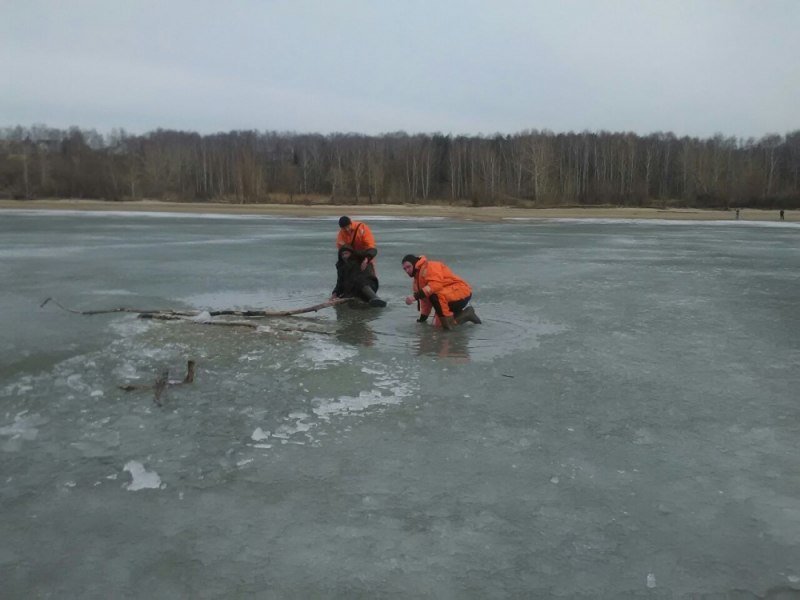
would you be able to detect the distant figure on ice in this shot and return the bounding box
[736,209,740,220]
[401,254,481,330]
[780,209,785,220]
[331,245,386,307]
[336,216,377,266]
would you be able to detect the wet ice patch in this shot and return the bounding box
[464,307,566,361]
[123,461,162,491]
[179,289,285,310]
[92,289,135,296]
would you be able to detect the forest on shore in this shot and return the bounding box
[1,125,798,209]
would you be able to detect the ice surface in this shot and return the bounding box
[1,212,798,597]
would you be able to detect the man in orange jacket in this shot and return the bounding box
[337,216,377,264]
[401,254,481,330]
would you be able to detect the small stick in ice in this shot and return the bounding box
[119,360,197,402]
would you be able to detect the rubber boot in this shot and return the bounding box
[440,315,456,330]
[455,306,482,325]
[360,286,387,308]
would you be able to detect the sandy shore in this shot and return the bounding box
[0,199,794,222]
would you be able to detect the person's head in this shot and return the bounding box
[338,244,354,261]
[338,216,352,230]
[401,254,420,277]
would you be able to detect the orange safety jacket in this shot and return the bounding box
[412,256,472,318]
[336,221,376,255]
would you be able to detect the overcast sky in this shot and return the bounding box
[2,0,798,139]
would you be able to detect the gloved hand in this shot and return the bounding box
[416,314,428,323]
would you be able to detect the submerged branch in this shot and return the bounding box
[119,360,197,406]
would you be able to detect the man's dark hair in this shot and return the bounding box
[338,216,351,228]
[401,254,420,266]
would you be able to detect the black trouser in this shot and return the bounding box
[429,294,471,319]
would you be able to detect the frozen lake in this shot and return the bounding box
[1,210,799,598]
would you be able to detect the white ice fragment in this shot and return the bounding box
[236,458,254,467]
[64,481,76,488]
[123,461,162,491]
[646,573,656,588]
[191,310,212,322]
[90,390,104,398]
[788,575,800,584]
[251,427,270,441]
[253,443,272,449]
[550,476,559,484]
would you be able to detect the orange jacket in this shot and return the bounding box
[412,256,472,317]
[336,220,376,255]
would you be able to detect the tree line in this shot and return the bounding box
[1,124,798,209]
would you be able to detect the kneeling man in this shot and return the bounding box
[401,254,481,329]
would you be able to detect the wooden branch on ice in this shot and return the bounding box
[40,296,349,334]
[139,312,333,334]
[41,296,349,318]
[119,360,197,406]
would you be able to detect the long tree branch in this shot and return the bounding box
[40,296,349,319]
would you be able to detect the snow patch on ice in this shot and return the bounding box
[251,427,270,441]
[123,461,162,491]
[313,389,402,419]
